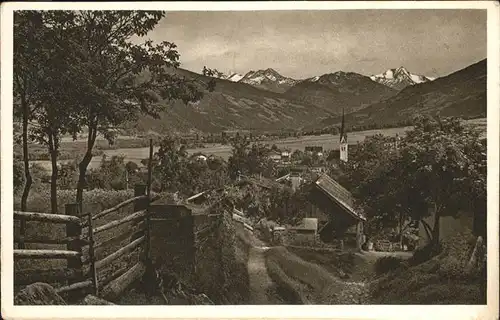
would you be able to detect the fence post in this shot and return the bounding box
[87,213,98,296]
[134,185,149,260]
[18,218,26,249]
[134,185,148,213]
[65,203,84,300]
[145,139,154,261]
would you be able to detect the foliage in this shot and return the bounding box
[344,115,486,245]
[14,188,136,214]
[227,136,276,179]
[13,10,217,207]
[409,243,443,266]
[152,137,229,196]
[373,256,407,276]
[14,11,86,213]
[87,155,144,190]
[370,232,486,304]
[57,160,79,190]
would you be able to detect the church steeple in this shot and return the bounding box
[340,109,348,162]
[340,108,346,143]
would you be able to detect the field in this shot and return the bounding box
[29,126,412,172]
[29,118,486,173]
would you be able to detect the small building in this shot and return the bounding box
[305,146,323,156]
[307,173,366,249]
[268,150,282,162]
[311,166,326,174]
[281,150,291,162]
[189,153,208,162]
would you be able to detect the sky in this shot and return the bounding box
[136,10,487,79]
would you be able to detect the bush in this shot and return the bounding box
[409,243,442,266]
[369,231,486,304]
[374,256,406,276]
[193,211,250,304]
[14,188,136,215]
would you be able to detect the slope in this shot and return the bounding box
[239,68,301,94]
[320,59,486,128]
[370,66,434,91]
[284,71,397,115]
[127,68,333,134]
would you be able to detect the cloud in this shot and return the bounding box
[145,10,486,78]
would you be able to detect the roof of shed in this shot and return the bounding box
[313,173,365,221]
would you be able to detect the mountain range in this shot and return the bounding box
[129,68,333,134]
[283,71,397,115]
[320,59,486,129]
[370,66,436,91]
[128,59,486,134]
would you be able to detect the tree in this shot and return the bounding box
[15,11,84,213]
[13,159,25,194]
[228,136,276,179]
[13,11,57,212]
[31,11,219,209]
[291,149,304,163]
[152,137,188,193]
[152,137,229,196]
[87,155,128,190]
[348,116,486,247]
[58,160,79,190]
[399,116,486,245]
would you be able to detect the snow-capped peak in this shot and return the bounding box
[370,66,435,90]
[226,73,244,82]
[239,68,299,86]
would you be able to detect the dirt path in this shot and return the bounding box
[248,246,283,304]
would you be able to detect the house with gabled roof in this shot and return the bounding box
[307,173,366,249]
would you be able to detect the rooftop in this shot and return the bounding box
[314,173,365,221]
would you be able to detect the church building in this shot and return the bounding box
[339,108,348,162]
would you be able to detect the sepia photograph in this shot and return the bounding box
[1,1,499,319]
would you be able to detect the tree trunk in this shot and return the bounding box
[49,134,58,214]
[19,99,32,249]
[431,212,441,247]
[76,124,97,210]
[20,100,32,212]
[76,150,92,210]
[399,212,403,248]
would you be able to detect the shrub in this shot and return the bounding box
[14,188,136,214]
[369,232,486,304]
[374,256,406,275]
[409,242,442,266]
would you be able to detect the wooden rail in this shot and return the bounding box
[91,195,149,221]
[89,210,147,235]
[95,236,145,270]
[99,266,130,288]
[15,268,79,285]
[56,280,93,294]
[14,249,81,259]
[14,211,80,224]
[101,262,146,301]
[14,183,154,303]
[14,235,88,245]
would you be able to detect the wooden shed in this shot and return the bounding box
[307,173,366,249]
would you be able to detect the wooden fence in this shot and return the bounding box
[14,140,157,303]
[13,186,156,302]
